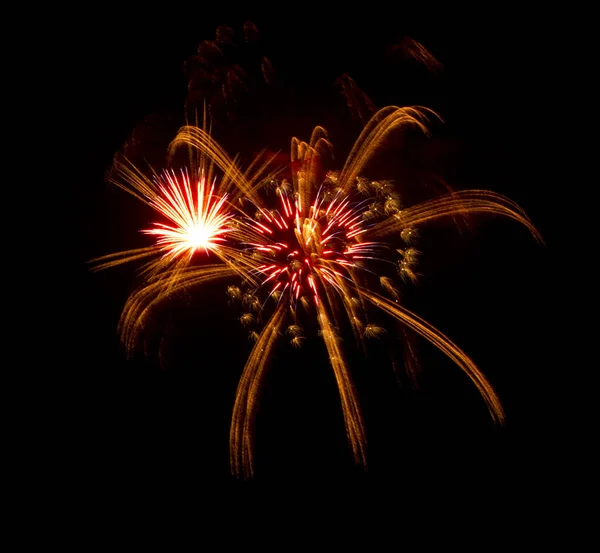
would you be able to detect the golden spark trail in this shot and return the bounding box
[360,289,505,423]
[230,302,287,479]
[337,105,438,195]
[317,303,367,466]
[366,190,544,243]
[119,264,238,356]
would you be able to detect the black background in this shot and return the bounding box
[49,5,571,525]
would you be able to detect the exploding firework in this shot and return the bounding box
[214,106,542,478]
[94,105,542,479]
[90,116,281,354]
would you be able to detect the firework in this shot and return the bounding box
[213,106,540,478]
[95,106,541,480]
[90,116,281,354]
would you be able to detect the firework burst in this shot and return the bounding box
[214,106,541,478]
[91,117,281,354]
[142,168,233,259]
[94,106,542,479]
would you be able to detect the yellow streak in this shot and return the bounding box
[360,289,506,424]
[338,105,437,195]
[322,265,368,351]
[118,264,237,356]
[291,128,332,218]
[106,158,163,208]
[316,303,367,466]
[168,126,281,206]
[89,246,159,271]
[230,303,287,479]
[366,190,544,243]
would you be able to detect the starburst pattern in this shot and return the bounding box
[142,168,233,259]
[94,105,542,479]
[90,118,281,355]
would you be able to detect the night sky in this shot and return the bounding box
[56,7,566,516]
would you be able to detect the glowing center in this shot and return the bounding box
[186,224,213,250]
